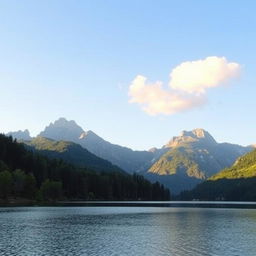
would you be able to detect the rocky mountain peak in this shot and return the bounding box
[166,128,217,148]
[193,128,212,138]
[39,117,84,141]
[51,117,83,130]
[6,129,32,141]
[180,128,210,138]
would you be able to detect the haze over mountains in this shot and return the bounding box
[7,129,32,141]
[7,117,253,194]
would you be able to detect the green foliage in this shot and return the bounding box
[148,138,250,188]
[0,161,9,172]
[177,150,256,201]
[23,174,37,199]
[0,134,170,201]
[0,169,37,200]
[178,178,256,201]
[12,169,26,197]
[210,149,256,180]
[40,180,63,201]
[25,137,124,173]
[149,146,206,178]
[0,170,12,199]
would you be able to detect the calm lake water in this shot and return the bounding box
[0,206,256,256]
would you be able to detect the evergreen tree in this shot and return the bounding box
[0,170,12,199]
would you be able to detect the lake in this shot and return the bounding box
[0,205,255,255]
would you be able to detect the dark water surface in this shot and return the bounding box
[0,206,255,256]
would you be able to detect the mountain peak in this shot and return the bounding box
[52,117,81,128]
[7,129,32,141]
[180,128,212,139]
[39,117,84,141]
[166,128,217,148]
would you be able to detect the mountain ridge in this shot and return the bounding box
[36,117,158,173]
[6,129,32,141]
[165,128,217,148]
[145,128,252,194]
[6,118,254,194]
[23,136,125,173]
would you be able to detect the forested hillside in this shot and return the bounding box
[24,137,124,173]
[209,149,256,180]
[178,150,256,201]
[0,134,170,202]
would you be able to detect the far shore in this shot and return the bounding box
[1,199,256,209]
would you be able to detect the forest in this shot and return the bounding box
[0,134,170,202]
[177,149,256,201]
[177,178,256,201]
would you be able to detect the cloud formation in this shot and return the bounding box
[170,56,240,94]
[129,75,205,115]
[128,56,240,115]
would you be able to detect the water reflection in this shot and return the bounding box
[0,207,255,256]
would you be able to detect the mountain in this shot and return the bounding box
[6,129,32,140]
[24,136,124,173]
[0,134,170,201]
[178,149,256,201]
[144,129,252,194]
[209,149,256,180]
[39,118,84,142]
[8,119,253,195]
[39,117,160,173]
[165,129,217,148]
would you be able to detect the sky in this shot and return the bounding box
[0,0,255,150]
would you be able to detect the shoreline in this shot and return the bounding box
[1,200,256,209]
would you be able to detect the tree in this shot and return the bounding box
[0,161,9,172]
[24,174,37,199]
[40,180,63,201]
[0,170,12,199]
[12,169,26,197]
[0,134,171,201]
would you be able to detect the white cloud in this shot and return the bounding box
[170,56,240,94]
[128,56,240,115]
[129,75,205,115]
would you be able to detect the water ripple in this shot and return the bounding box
[0,207,255,255]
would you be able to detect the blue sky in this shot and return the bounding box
[0,0,255,150]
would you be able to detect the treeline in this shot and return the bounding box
[177,178,256,201]
[0,134,170,201]
[210,149,256,180]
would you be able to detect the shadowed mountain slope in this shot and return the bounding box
[24,137,124,173]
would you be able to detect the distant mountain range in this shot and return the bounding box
[144,129,251,193]
[7,117,254,194]
[38,118,159,174]
[6,129,32,141]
